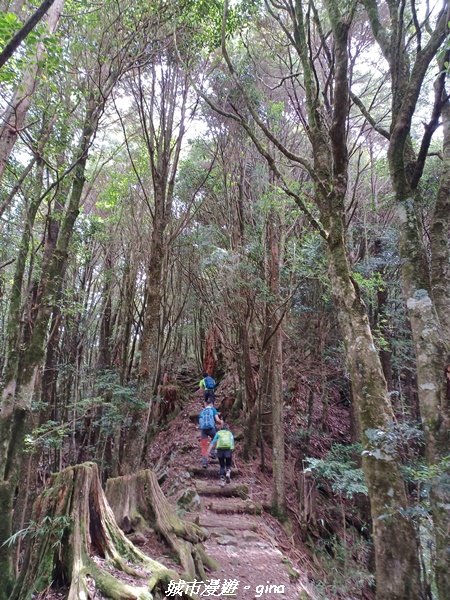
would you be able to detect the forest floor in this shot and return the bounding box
[41,391,317,599]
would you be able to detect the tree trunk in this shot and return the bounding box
[427,99,450,597]
[386,90,450,600]
[121,222,166,473]
[397,170,450,600]
[106,469,216,580]
[264,209,285,514]
[121,63,189,472]
[360,4,449,593]
[2,161,44,385]
[0,0,65,183]
[0,100,102,593]
[326,220,422,600]
[237,317,257,414]
[271,322,285,515]
[11,463,188,600]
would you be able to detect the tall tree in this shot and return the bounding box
[209,0,423,595]
[0,0,65,183]
[360,2,450,595]
[261,199,285,514]
[118,47,192,473]
[0,2,156,590]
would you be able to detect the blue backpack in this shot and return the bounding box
[204,376,216,389]
[199,406,215,430]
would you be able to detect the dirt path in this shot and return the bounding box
[164,398,313,600]
[181,462,309,600]
[146,386,315,600]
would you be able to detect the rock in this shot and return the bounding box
[188,466,242,478]
[216,535,237,546]
[241,530,260,542]
[208,500,263,515]
[177,488,201,511]
[253,541,271,549]
[208,528,231,538]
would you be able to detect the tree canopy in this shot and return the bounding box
[0,0,448,598]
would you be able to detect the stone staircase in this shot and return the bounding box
[155,390,313,599]
[182,462,310,599]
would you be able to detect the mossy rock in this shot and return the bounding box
[177,488,201,511]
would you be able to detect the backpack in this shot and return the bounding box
[216,429,233,450]
[204,376,216,389]
[199,406,215,430]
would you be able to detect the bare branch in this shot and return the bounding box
[350,92,391,140]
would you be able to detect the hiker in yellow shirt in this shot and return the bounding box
[208,423,234,485]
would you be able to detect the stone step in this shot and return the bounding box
[186,513,259,532]
[209,531,272,549]
[203,498,263,515]
[196,482,248,498]
[188,466,242,478]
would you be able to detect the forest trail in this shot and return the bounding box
[184,472,306,599]
[148,395,312,600]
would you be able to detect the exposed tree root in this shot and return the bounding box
[106,469,217,578]
[11,463,190,600]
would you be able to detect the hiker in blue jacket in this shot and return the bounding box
[209,423,234,485]
[199,372,216,402]
[199,398,222,468]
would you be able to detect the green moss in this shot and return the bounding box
[89,559,152,599]
[281,557,300,581]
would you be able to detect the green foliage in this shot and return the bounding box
[351,270,384,298]
[363,421,423,461]
[437,20,450,72]
[25,370,143,455]
[0,13,65,85]
[403,454,450,484]
[258,186,287,214]
[179,0,259,52]
[288,233,331,316]
[291,233,328,281]
[305,444,367,499]
[0,12,21,46]
[0,12,24,84]
[95,369,142,408]
[24,420,70,452]
[398,454,450,595]
[96,168,139,215]
[313,535,375,599]
[2,515,71,549]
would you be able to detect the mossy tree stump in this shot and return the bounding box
[11,463,189,600]
[106,469,217,579]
